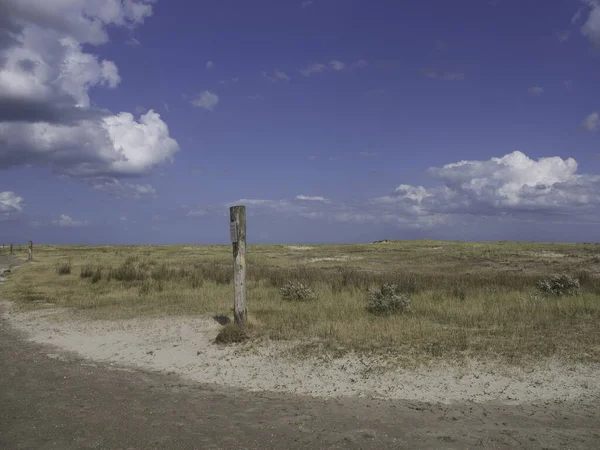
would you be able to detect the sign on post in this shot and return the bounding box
[230,222,238,243]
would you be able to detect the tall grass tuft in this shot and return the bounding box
[56,262,71,275]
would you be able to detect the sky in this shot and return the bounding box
[1,0,600,244]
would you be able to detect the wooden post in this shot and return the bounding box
[9,244,13,255]
[28,240,33,261]
[230,205,247,325]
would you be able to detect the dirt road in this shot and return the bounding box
[1,255,600,449]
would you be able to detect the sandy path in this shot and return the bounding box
[3,302,600,406]
[2,313,600,449]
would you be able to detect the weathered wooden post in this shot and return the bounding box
[10,244,13,255]
[28,240,33,261]
[230,205,247,325]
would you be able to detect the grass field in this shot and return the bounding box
[2,240,600,366]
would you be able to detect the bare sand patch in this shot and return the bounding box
[287,246,314,251]
[3,301,599,405]
[308,256,363,263]
[524,251,568,258]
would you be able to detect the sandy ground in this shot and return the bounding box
[2,301,600,406]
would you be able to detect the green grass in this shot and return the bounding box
[2,241,600,365]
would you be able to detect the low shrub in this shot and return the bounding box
[215,324,248,344]
[280,281,317,302]
[366,284,412,316]
[537,274,580,297]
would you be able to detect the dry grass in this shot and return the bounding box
[2,241,600,365]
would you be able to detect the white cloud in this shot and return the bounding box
[219,77,239,85]
[349,60,369,70]
[299,63,327,77]
[127,37,141,46]
[528,86,544,95]
[374,151,599,219]
[557,30,571,42]
[187,209,207,217]
[422,69,464,80]
[91,178,158,199]
[128,183,156,196]
[120,216,127,221]
[191,91,219,111]
[262,69,290,82]
[52,214,89,227]
[0,191,24,213]
[1,110,179,177]
[206,60,215,69]
[582,112,599,131]
[0,0,179,184]
[226,152,600,228]
[329,60,346,70]
[296,195,330,203]
[301,0,314,7]
[1,0,154,47]
[581,0,600,45]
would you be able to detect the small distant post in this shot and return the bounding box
[230,205,247,325]
[10,244,13,255]
[28,240,33,261]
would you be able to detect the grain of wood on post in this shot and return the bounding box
[230,205,247,325]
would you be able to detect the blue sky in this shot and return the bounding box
[1,0,600,244]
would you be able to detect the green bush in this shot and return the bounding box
[537,274,580,296]
[215,324,248,344]
[366,284,412,316]
[280,281,317,302]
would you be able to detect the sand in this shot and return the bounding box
[2,301,599,406]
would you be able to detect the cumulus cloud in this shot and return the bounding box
[0,110,178,177]
[299,60,367,77]
[0,191,24,214]
[262,69,290,82]
[329,60,346,70]
[52,214,89,227]
[226,152,600,229]
[349,60,369,70]
[299,63,327,77]
[191,91,219,111]
[0,0,179,188]
[582,112,599,131]
[581,0,600,45]
[90,178,158,199]
[373,151,600,220]
[296,195,330,203]
[528,86,544,95]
